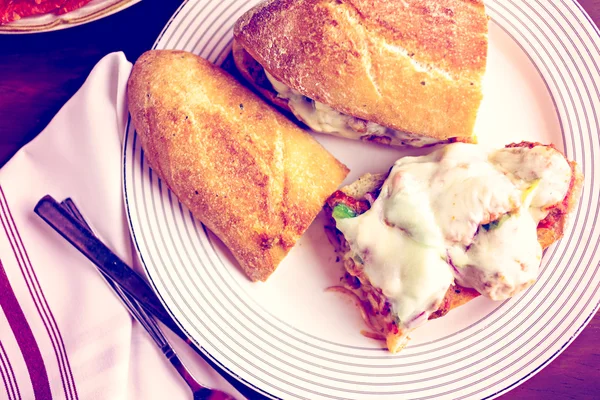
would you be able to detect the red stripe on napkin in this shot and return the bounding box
[0,356,12,400]
[0,186,78,400]
[0,361,12,400]
[0,341,20,400]
[0,260,50,400]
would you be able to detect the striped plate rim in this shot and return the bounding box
[122,1,600,398]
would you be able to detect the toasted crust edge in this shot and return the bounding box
[128,50,349,282]
[233,40,471,149]
[232,39,292,113]
[234,0,488,140]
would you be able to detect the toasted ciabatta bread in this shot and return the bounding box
[232,40,291,112]
[128,50,349,282]
[234,0,489,143]
[324,142,583,352]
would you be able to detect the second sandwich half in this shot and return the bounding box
[233,0,489,147]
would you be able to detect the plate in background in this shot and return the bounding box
[0,0,140,34]
[123,1,600,398]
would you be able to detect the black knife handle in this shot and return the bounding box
[34,195,180,332]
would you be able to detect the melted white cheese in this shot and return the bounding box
[334,142,572,334]
[264,71,441,147]
[453,209,541,300]
[336,199,453,325]
[388,144,522,247]
[490,146,572,220]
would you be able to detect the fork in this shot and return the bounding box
[60,198,237,400]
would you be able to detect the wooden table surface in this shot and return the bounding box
[0,0,598,398]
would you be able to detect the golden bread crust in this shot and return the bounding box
[127,50,349,281]
[232,40,292,112]
[537,160,584,249]
[234,0,488,140]
[234,42,454,148]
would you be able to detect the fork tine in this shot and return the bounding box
[61,198,92,231]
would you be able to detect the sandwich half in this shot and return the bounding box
[233,0,489,147]
[128,50,349,282]
[324,142,583,352]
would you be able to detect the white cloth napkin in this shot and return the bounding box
[0,53,242,400]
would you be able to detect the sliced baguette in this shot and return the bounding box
[128,50,349,282]
[234,0,489,141]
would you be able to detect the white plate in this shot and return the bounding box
[0,0,140,34]
[123,1,600,398]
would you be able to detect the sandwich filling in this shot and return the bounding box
[265,71,444,147]
[330,143,573,349]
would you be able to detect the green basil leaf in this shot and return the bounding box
[333,204,357,220]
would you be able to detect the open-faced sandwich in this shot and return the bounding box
[233,0,489,147]
[325,142,583,352]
